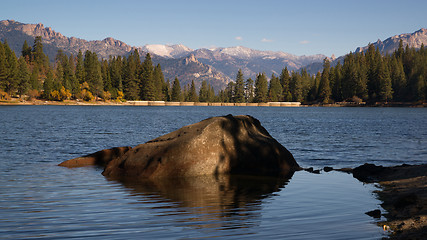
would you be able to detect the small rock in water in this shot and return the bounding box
[323,166,333,172]
[304,167,320,174]
[365,209,382,218]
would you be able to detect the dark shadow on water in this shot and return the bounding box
[106,172,294,230]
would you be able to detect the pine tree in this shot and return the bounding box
[390,57,407,101]
[3,41,19,95]
[55,61,64,90]
[318,58,332,103]
[331,62,343,101]
[396,39,404,60]
[268,74,282,102]
[245,78,254,103]
[199,80,209,102]
[182,84,189,101]
[83,51,103,99]
[17,57,30,98]
[43,69,54,99]
[101,59,112,92]
[109,56,123,94]
[30,65,40,90]
[342,53,358,100]
[68,54,79,96]
[299,68,312,102]
[233,69,245,103]
[188,80,198,102]
[21,40,32,61]
[290,71,303,102]
[411,75,426,101]
[366,44,382,101]
[407,47,426,101]
[123,53,139,100]
[140,53,155,100]
[355,52,369,100]
[254,73,268,103]
[153,64,165,100]
[280,67,292,101]
[60,52,73,91]
[225,82,234,102]
[171,77,182,102]
[32,36,49,70]
[163,79,171,101]
[308,72,320,101]
[218,90,227,102]
[378,58,393,102]
[0,42,8,90]
[75,50,85,84]
[208,84,215,102]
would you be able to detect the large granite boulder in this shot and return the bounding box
[102,115,300,179]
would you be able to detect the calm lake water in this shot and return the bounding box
[0,106,426,239]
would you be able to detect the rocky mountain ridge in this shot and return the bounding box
[355,28,427,54]
[0,20,328,88]
[0,20,233,89]
[0,20,135,59]
[143,44,327,79]
[1,20,426,90]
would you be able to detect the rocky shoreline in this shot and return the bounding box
[350,163,427,239]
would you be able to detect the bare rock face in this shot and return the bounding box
[102,115,300,179]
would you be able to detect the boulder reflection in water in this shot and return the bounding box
[107,173,293,229]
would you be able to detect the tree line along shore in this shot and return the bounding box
[0,99,302,107]
[0,37,426,105]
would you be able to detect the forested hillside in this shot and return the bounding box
[0,37,217,102]
[0,38,425,104]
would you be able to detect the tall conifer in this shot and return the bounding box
[17,57,30,98]
[254,73,268,102]
[233,69,245,103]
[188,80,198,102]
[140,53,155,100]
[280,67,292,101]
[171,77,182,102]
[199,80,209,102]
[268,74,282,102]
[318,58,332,103]
[245,78,254,103]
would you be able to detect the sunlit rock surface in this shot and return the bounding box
[102,115,299,179]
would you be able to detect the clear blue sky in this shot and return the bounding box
[2,0,426,57]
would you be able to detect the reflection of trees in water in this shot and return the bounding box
[108,173,293,230]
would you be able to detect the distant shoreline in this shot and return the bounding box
[0,100,302,107]
[1,99,425,107]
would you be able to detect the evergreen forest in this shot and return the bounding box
[0,38,426,104]
[222,40,426,104]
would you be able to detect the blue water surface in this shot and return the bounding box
[1,106,426,239]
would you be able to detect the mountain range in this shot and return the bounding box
[1,20,426,90]
[355,28,427,54]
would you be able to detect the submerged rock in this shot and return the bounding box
[59,146,131,168]
[102,115,300,179]
[365,209,382,219]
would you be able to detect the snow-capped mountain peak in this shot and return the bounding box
[141,44,193,58]
[217,46,265,59]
